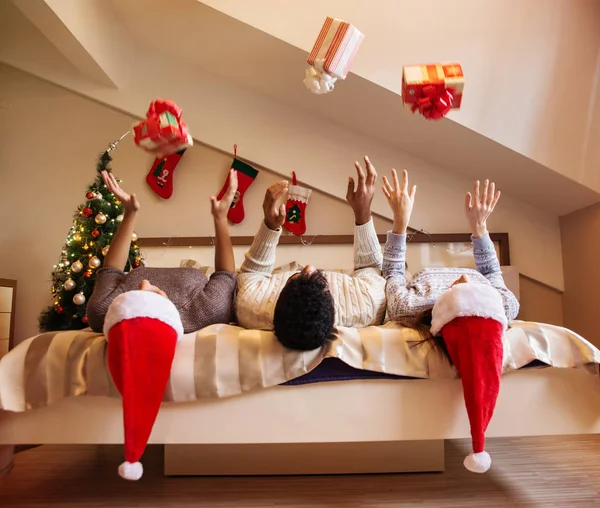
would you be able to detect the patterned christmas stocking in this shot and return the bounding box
[146,149,187,199]
[283,172,311,236]
[216,155,259,224]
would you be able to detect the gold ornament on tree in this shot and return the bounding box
[102,245,110,256]
[131,232,138,242]
[116,214,124,223]
[73,292,86,305]
[64,279,76,291]
[89,256,101,269]
[71,260,83,273]
[95,213,107,224]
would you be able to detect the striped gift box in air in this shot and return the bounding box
[307,16,364,80]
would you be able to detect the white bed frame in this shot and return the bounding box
[1,367,599,475]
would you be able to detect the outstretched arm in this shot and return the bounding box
[381,168,419,320]
[465,179,520,321]
[346,156,382,270]
[239,180,288,275]
[210,168,238,273]
[101,171,140,271]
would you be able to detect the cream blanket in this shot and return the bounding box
[1,321,599,412]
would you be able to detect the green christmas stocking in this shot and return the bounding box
[283,172,311,236]
[216,156,259,224]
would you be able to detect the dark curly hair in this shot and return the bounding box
[273,272,335,350]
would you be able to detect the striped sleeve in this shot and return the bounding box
[472,233,520,321]
[382,231,414,320]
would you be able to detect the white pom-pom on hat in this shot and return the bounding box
[464,451,492,473]
[118,461,144,481]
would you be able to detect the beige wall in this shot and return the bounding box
[0,65,565,344]
[517,276,563,326]
[560,203,600,348]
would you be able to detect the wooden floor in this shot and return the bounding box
[1,437,600,507]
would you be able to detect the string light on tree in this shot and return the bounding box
[39,148,144,332]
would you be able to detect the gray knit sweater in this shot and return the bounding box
[383,231,519,322]
[86,266,237,334]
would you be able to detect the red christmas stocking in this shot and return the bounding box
[283,172,311,236]
[146,148,187,199]
[216,156,259,224]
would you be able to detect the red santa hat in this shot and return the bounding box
[103,289,183,481]
[431,282,507,473]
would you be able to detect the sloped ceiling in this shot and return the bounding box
[1,0,599,217]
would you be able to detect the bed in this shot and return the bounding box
[1,232,599,476]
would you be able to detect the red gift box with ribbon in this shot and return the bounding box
[133,99,193,156]
[402,63,464,120]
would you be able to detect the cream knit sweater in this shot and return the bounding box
[235,219,386,330]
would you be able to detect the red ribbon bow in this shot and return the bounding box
[411,85,454,120]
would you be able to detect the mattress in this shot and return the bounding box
[0,320,599,413]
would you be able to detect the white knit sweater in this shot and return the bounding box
[235,219,386,330]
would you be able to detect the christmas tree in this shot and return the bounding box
[39,150,144,331]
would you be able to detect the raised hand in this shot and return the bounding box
[382,168,416,235]
[465,179,500,238]
[101,170,140,214]
[210,168,238,223]
[346,155,377,225]
[263,180,289,231]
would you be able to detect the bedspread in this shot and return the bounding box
[1,321,599,412]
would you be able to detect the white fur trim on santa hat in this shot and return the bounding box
[103,290,184,341]
[430,283,507,336]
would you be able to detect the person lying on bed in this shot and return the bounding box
[235,156,386,351]
[381,168,519,345]
[86,169,239,334]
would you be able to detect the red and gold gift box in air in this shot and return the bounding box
[402,63,465,119]
[133,99,193,156]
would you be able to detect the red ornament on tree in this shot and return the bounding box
[84,271,92,279]
[86,191,95,200]
[82,207,93,217]
[57,306,64,314]
[92,229,101,238]
[133,261,140,268]
[82,315,88,324]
